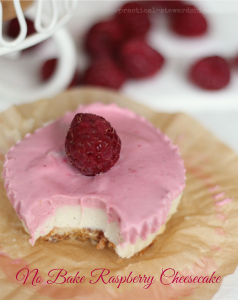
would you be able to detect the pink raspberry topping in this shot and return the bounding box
[65,113,121,176]
[171,4,208,37]
[189,56,231,90]
[116,2,150,38]
[118,39,164,78]
[85,19,124,58]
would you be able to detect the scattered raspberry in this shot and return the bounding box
[116,2,150,38]
[7,17,36,38]
[234,55,238,68]
[7,17,42,52]
[41,58,58,82]
[189,56,231,90]
[65,113,121,176]
[140,1,162,10]
[68,71,79,88]
[118,39,164,78]
[83,58,126,89]
[171,4,208,37]
[141,0,185,12]
[85,19,124,58]
[41,58,79,88]
[159,0,185,10]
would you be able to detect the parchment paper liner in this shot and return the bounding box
[0,88,238,300]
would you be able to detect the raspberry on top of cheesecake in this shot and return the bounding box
[3,103,185,258]
[65,112,122,176]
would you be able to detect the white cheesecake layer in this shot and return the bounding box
[22,193,182,258]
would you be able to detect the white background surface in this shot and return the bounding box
[0,1,238,299]
[0,1,238,154]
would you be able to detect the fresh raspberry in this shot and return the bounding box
[140,1,185,16]
[7,17,42,52]
[7,17,36,38]
[140,1,162,10]
[150,0,183,8]
[234,55,238,68]
[189,56,231,90]
[118,39,164,79]
[85,19,124,58]
[65,113,121,176]
[41,59,58,82]
[170,4,208,37]
[68,71,79,88]
[116,2,150,38]
[41,58,79,88]
[83,58,126,89]
[169,0,185,8]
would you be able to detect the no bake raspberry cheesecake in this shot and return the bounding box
[3,103,185,258]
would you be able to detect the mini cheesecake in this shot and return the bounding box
[3,103,185,258]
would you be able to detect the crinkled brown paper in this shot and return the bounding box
[0,88,238,300]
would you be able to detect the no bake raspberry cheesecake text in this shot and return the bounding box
[15,267,222,288]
